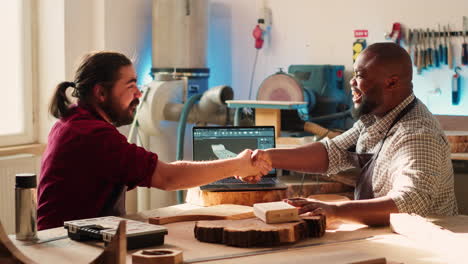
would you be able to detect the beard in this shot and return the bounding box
[100,96,139,127]
[351,93,379,119]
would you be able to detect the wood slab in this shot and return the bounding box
[186,188,287,206]
[194,215,326,247]
[144,204,254,224]
[307,194,351,202]
[445,131,468,153]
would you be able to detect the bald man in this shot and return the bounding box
[253,42,458,226]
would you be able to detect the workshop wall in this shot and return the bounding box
[209,0,468,115]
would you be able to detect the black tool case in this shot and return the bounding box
[64,216,168,250]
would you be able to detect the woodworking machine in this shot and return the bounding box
[257,65,353,132]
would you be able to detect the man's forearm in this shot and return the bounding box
[334,196,399,226]
[266,142,329,173]
[152,159,242,191]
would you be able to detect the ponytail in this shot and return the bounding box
[49,81,76,118]
[48,51,132,119]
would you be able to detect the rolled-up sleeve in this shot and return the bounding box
[91,126,158,190]
[321,121,362,174]
[387,133,444,216]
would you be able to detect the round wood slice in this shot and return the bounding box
[302,215,326,238]
[194,215,326,247]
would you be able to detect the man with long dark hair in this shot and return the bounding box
[38,51,270,230]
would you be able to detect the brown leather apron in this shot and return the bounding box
[349,99,416,200]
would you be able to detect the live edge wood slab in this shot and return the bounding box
[186,188,287,207]
[194,215,326,247]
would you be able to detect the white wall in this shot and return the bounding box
[209,0,468,115]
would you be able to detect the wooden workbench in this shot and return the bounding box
[8,211,468,263]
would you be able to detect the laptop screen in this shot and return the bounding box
[192,126,276,175]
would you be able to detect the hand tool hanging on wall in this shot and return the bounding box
[452,67,461,105]
[433,30,440,67]
[447,25,454,69]
[413,30,418,67]
[413,29,420,67]
[385,22,403,45]
[462,16,468,65]
[422,29,428,69]
[438,24,445,64]
[443,25,449,65]
[416,30,423,74]
[427,28,434,67]
[406,29,413,56]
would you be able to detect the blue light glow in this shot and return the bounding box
[136,22,153,87]
[207,4,232,88]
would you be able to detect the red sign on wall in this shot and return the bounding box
[354,30,368,38]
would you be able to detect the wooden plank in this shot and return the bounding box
[133,204,254,223]
[436,115,468,131]
[148,211,254,225]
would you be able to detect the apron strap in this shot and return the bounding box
[354,98,417,200]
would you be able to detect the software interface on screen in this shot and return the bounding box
[193,127,275,174]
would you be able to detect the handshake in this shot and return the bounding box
[233,149,272,183]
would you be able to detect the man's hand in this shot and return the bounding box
[234,149,272,183]
[251,149,272,169]
[285,197,338,223]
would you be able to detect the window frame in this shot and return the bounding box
[0,0,35,147]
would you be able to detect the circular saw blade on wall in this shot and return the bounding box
[256,72,304,101]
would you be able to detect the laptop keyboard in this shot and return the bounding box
[211,177,277,185]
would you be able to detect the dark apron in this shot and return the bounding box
[100,184,127,217]
[349,99,416,200]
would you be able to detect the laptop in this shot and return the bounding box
[192,126,287,191]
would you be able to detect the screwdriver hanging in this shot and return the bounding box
[421,29,427,69]
[438,24,445,64]
[416,30,423,74]
[443,25,449,65]
[433,30,440,67]
[427,28,434,67]
[447,24,454,69]
[462,16,468,65]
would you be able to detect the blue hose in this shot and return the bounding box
[176,93,203,204]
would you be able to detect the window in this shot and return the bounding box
[0,0,34,147]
